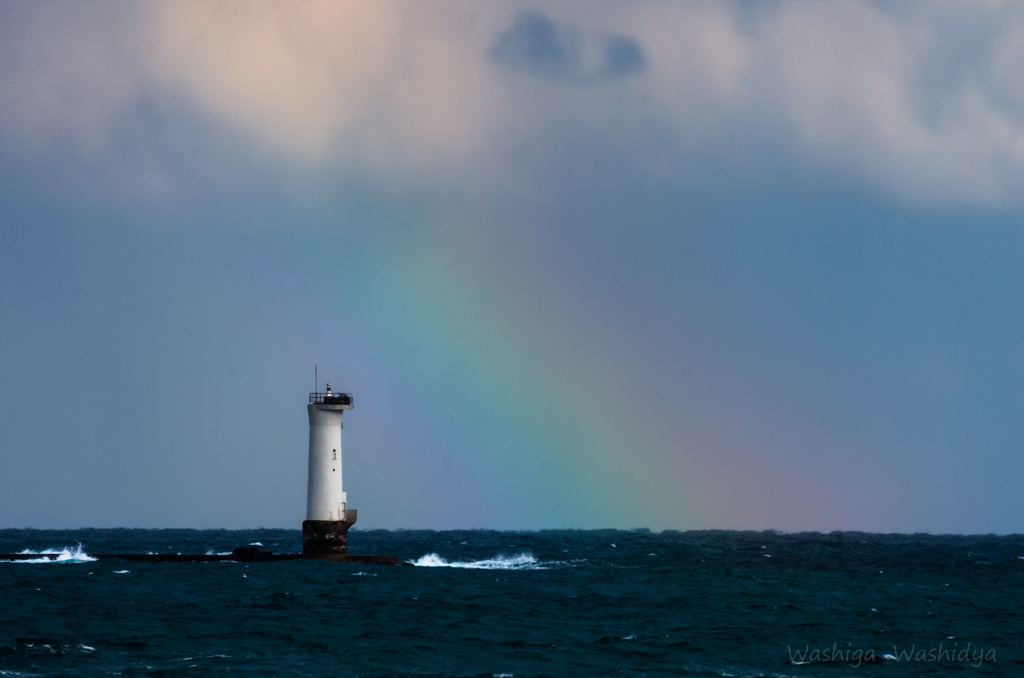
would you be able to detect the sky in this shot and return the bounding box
[0,0,1022,533]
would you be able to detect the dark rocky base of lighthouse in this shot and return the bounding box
[302,518,357,555]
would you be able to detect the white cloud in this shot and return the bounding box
[753,0,1024,204]
[149,1,399,159]
[1,0,1023,207]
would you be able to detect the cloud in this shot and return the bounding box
[488,11,646,82]
[1,0,1024,208]
[149,0,399,159]
[602,34,647,78]
[0,3,145,156]
[752,0,1024,204]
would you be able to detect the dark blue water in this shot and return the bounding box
[1,529,1021,676]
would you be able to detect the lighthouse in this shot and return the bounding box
[303,383,357,555]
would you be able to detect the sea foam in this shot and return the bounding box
[5,544,96,563]
[411,553,544,569]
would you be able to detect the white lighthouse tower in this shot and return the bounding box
[303,383,357,555]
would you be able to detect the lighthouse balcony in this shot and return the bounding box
[310,392,354,408]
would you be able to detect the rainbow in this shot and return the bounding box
[319,220,702,530]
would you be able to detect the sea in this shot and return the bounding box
[1,529,1021,677]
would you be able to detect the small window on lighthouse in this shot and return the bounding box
[333,450,337,460]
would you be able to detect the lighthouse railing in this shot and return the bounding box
[309,392,354,405]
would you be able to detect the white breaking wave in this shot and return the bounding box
[411,553,544,569]
[4,544,96,563]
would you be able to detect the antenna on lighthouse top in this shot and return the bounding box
[315,364,318,393]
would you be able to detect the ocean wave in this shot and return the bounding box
[3,544,96,563]
[411,553,545,569]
